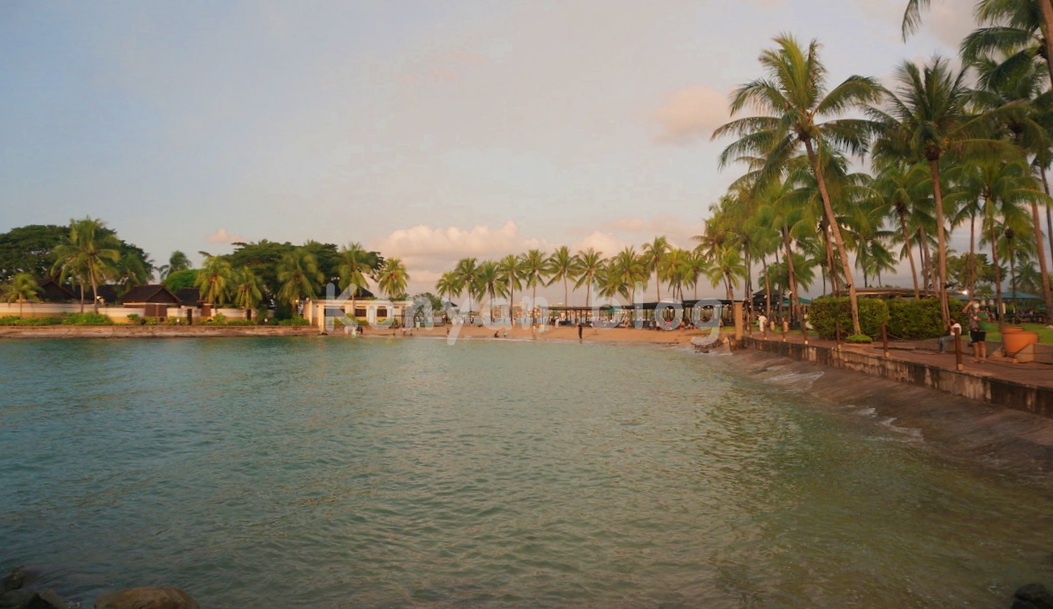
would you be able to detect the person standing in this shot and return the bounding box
[577,322,583,342]
[963,303,987,362]
[757,312,768,336]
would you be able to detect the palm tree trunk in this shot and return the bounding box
[968,212,977,296]
[1028,199,1053,324]
[1039,0,1053,93]
[782,227,801,327]
[928,160,950,326]
[987,199,1005,324]
[898,208,920,298]
[806,140,861,335]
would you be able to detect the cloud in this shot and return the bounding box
[207,228,245,244]
[653,85,732,144]
[598,214,702,249]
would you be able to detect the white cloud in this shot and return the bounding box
[207,228,245,244]
[653,85,731,144]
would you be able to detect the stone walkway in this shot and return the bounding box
[744,330,1053,390]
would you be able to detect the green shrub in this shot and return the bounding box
[278,317,310,326]
[61,312,113,325]
[887,298,943,340]
[224,319,256,326]
[808,296,889,339]
[846,334,873,344]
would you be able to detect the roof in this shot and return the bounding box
[36,277,76,302]
[119,284,182,305]
[174,287,201,306]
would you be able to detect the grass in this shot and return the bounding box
[982,322,1053,344]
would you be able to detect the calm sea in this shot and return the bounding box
[1,337,1052,608]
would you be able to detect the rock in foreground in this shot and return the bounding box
[94,587,198,609]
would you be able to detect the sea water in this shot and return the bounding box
[1,337,1052,608]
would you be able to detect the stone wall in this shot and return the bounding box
[741,337,1053,418]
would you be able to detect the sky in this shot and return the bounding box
[0,0,975,299]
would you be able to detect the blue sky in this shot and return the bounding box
[0,0,972,297]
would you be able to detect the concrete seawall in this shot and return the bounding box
[0,326,320,339]
[740,336,1053,419]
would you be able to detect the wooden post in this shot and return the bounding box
[733,301,744,341]
[954,333,963,371]
[881,322,889,358]
[835,318,842,351]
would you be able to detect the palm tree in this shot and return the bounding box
[1,273,42,317]
[713,34,881,336]
[642,236,670,301]
[338,242,373,322]
[871,56,1018,325]
[521,249,548,325]
[376,257,410,299]
[904,0,1053,92]
[496,254,524,323]
[232,267,264,320]
[51,217,121,314]
[476,260,505,321]
[277,248,322,313]
[196,256,234,308]
[158,251,191,280]
[546,245,576,306]
[434,272,460,323]
[607,246,647,303]
[453,257,479,322]
[572,247,604,311]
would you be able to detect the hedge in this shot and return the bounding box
[808,296,889,339]
[887,298,943,340]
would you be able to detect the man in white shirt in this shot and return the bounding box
[938,318,962,353]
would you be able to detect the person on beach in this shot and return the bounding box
[577,322,583,342]
[937,318,961,353]
[757,313,768,336]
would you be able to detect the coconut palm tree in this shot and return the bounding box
[158,251,191,280]
[870,56,1018,325]
[496,254,524,323]
[196,255,234,309]
[1,272,42,318]
[642,236,670,302]
[338,242,374,322]
[51,217,121,313]
[572,247,604,311]
[904,0,1053,90]
[476,260,505,321]
[521,249,548,325]
[376,257,410,300]
[232,267,263,320]
[713,34,881,336]
[277,248,322,314]
[453,257,479,322]
[434,272,460,323]
[546,245,576,306]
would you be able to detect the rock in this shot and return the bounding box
[94,587,199,609]
[1,568,27,593]
[0,588,66,609]
[1013,583,1053,609]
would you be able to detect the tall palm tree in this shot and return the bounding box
[277,248,322,313]
[572,247,604,310]
[232,267,264,320]
[159,251,191,280]
[642,236,670,301]
[434,272,460,323]
[713,34,881,336]
[51,217,121,313]
[376,257,410,299]
[196,256,234,308]
[870,56,1017,325]
[546,245,576,306]
[496,254,524,323]
[1,273,42,318]
[453,257,479,322]
[338,242,373,322]
[904,0,1053,91]
[476,260,505,321]
[521,249,548,325]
